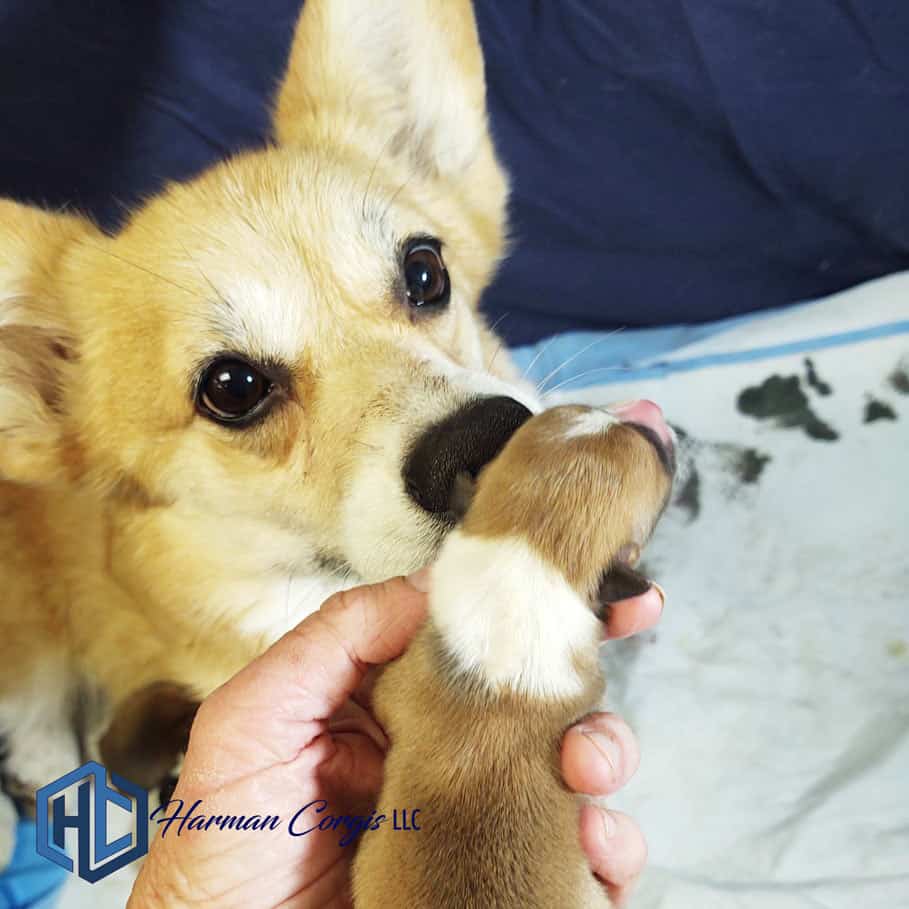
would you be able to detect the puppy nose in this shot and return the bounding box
[608,399,675,452]
[404,396,532,517]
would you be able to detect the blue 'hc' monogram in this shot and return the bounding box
[35,761,149,883]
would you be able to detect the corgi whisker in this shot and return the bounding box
[520,334,560,381]
[176,240,233,313]
[361,132,398,222]
[380,173,418,223]
[544,364,633,397]
[535,328,625,394]
[83,241,208,302]
[485,312,510,371]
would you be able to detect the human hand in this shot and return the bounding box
[129,573,663,908]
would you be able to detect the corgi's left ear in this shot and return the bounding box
[272,0,504,182]
[0,200,96,485]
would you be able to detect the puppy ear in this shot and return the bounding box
[0,201,93,485]
[272,0,501,180]
[596,563,652,612]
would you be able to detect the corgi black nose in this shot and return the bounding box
[403,396,532,519]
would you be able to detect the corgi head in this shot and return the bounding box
[0,0,541,599]
[429,402,674,699]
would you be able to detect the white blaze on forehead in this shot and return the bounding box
[179,183,391,365]
[429,531,600,700]
[562,408,619,440]
[207,274,312,363]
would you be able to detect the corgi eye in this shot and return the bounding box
[197,358,274,425]
[403,239,450,309]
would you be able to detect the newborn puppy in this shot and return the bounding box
[353,401,675,908]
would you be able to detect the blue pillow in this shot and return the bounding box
[1,1,908,344]
[0,822,64,909]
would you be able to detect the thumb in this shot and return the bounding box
[186,572,430,781]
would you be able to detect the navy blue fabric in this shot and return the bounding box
[0,1,300,224]
[1,2,908,345]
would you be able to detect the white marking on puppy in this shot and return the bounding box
[429,531,599,699]
[562,408,618,440]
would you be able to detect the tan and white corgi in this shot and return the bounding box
[0,0,542,828]
[353,401,675,908]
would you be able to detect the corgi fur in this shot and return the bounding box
[352,404,674,908]
[0,0,540,824]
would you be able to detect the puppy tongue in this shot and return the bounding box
[608,399,674,451]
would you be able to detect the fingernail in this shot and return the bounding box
[601,807,618,839]
[651,581,666,610]
[578,728,623,783]
[405,567,432,593]
[605,400,638,415]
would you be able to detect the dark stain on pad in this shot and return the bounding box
[737,374,839,441]
[674,465,701,522]
[864,397,897,423]
[736,448,771,483]
[804,358,832,395]
[889,362,909,395]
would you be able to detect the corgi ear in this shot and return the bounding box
[0,201,93,485]
[272,0,500,180]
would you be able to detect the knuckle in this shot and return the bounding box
[325,584,375,616]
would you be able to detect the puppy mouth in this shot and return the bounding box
[608,399,676,477]
[627,422,677,476]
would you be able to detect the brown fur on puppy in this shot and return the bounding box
[353,405,674,908]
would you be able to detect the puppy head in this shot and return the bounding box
[462,403,675,615]
[0,1,539,591]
